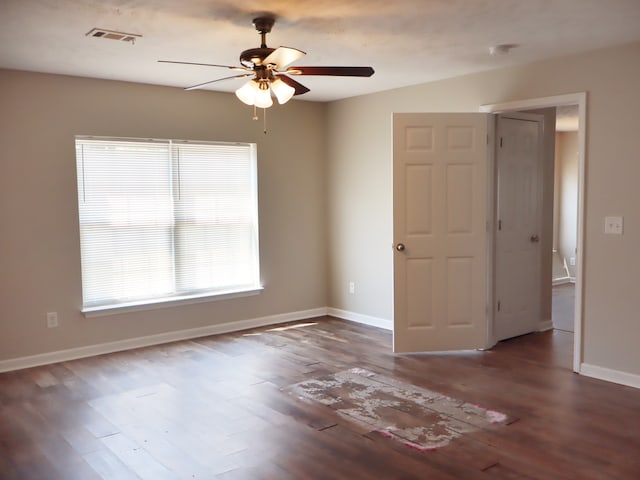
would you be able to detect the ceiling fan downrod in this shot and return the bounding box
[252,17,275,48]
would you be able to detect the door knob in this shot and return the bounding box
[530,235,539,243]
[395,243,406,251]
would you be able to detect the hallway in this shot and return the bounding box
[552,283,575,332]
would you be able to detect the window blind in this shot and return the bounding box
[75,137,260,310]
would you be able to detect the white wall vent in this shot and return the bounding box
[86,28,142,44]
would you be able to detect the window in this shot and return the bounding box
[75,136,260,313]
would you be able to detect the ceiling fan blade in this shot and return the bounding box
[278,74,310,96]
[262,47,306,69]
[185,73,253,91]
[159,60,248,71]
[286,66,375,77]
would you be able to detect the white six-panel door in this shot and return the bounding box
[393,113,490,352]
[494,113,543,341]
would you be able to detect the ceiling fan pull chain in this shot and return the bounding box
[263,108,267,134]
[252,105,258,121]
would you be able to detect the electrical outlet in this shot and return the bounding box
[46,312,58,328]
[349,281,355,294]
[569,257,576,266]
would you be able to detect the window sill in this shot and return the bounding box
[82,287,264,318]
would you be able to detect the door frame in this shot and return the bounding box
[480,92,587,373]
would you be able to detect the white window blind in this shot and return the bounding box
[75,137,260,311]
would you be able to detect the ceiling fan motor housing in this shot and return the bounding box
[239,47,275,68]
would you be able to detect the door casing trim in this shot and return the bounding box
[480,92,587,374]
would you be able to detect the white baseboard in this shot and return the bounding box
[7,307,638,392]
[581,363,640,390]
[537,320,554,332]
[327,308,392,330]
[0,307,328,373]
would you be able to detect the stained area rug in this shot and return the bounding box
[286,368,510,451]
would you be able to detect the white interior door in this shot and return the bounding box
[393,113,490,353]
[494,113,543,341]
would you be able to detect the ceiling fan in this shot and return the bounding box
[159,16,375,109]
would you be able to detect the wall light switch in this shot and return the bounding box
[604,216,623,235]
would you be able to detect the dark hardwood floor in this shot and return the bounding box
[1,317,639,479]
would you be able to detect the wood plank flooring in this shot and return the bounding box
[1,317,639,479]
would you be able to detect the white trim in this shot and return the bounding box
[581,363,640,390]
[83,287,264,318]
[0,307,328,373]
[480,92,587,374]
[479,93,585,112]
[485,114,497,349]
[327,308,393,330]
[537,320,554,332]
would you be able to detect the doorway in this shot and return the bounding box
[481,93,586,373]
[552,109,579,334]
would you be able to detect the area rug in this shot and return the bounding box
[285,368,509,451]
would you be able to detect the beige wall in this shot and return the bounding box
[555,131,579,278]
[3,41,640,380]
[327,42,640,376]
[0,69,328,361]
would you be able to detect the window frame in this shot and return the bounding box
[75,136,262,317]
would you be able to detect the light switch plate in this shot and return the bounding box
[604,216,623,235]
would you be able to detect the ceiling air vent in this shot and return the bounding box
[86,28,142,44]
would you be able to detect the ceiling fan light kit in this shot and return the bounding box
[159,15,375,128]
[236,79,270,107]
[270,77,296,104]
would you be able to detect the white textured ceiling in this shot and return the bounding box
[1,0,640,102]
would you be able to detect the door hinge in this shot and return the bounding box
[500,137,503,148]
[486,134,489,145]
[498,219,502,231]
[497,300,501,312]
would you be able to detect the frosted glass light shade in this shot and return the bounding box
[235,80,258,105]
[271,78,295,104]
[254,85,273,108]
